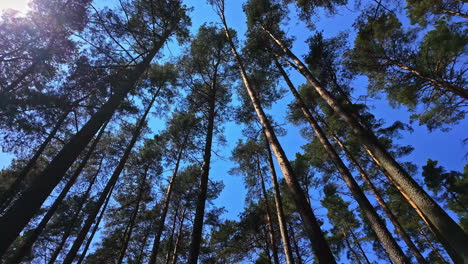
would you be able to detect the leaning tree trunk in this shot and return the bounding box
[5,122,108,264]
[164,206,180,264]
[418,227,449,264]
[329,131,426,264]
[218,12,336,264]
[187,85,217,264]
[264,134,295,264]
[343,229,363,264]
[76,184,115,264]
[275,60,409,263]
[116,166,150,264]
[0,110,70,213]
[350,230,372,264]
[288,223,304,264]
[46,156,104,264]
[257,155,280,264]
[171,207,187,264]
[266,28,468,263]
[148,133,190,264]
[63,92,158,264]
[0,34,169,257]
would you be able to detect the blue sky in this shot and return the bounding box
[0,0,466,261]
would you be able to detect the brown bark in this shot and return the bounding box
[0,34,168,257]
[0,110,70,213]
[288,223,304,264]
[264,135,296,264]
[187,75,217,264]
[330,132,426,264]
[5,122,107,264]
[275,59,409,263]
[148,133,189,264]
[419,227,449,264]
[257,155,280,264]
[266,28,468,263]
[171,207,187,264]
[164,205,180,264]
[63,91,158,264]
[442,9,468,19]
[217,9,336,263]
[116,166,150,264]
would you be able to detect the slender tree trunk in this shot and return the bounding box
[266,28,468,263]
[256,156,280,264]
[264,134,296,264]
[5,122,107,264]
[148,133,190,264]
[0,110,70,213]
[136,223,153,264]
[46,156,104,264]
[187,73,217,264]
[117,166,150,264]
[63,92,158,264]
[329,132,426,264]
[76,184,115,264]
[275,60,409,263]
[418,227,448,264]
[350,230,372,264]
[171,207,187,264]
[218,10,336,264]
[288,223,304,264]
[0,35,169,257]
[164,206,180,264]
[441,9,468,19]
[343,229,362,264]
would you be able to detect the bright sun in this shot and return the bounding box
[0,0,31,13]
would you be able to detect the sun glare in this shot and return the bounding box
[0,0,31,13]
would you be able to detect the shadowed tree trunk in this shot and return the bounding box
[275,59,409,263]
[256,155,280,264]
[350,230,372,264]
[63,91,159,264]
[0,35,169,257]
[343,229,362,264]
[5,122,108,264]
[264,134,295,264]
[171,207,187,264]
[214,4,336,262]
[148,133,189,264]
[266,28,468,263]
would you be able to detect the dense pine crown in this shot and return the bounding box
[0,0,466,263]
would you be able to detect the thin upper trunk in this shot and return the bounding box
[76,184,115,264]
[257,156,280,264]
[275,60,409,263]
[266,27,468,263]
[441,9,468,19]
[63,92,158,264]
[171,207,187,264]
[0,35,168,257]
[343,229,362,264]
[288,223,304,264]
[148,133,190,264]
[5,122,107,264]
[187,81,217,264]
[418,227,449,264]
[219,11,336,263]
[0,110,70,213]
[116,166,150,264]
[164,206,180,264]
[46,156,104,264]
[264,134,295,264]
[329,132,426,264]
[350,230,372,264]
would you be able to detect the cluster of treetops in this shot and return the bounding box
[0,0,466,263]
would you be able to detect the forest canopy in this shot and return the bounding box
[0,0,466,263]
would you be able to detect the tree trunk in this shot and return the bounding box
[288,223,304,264]
[264,134,296,264]
[76,184,115,264]
[275,60,409,263]
[266,28,468,263]
[257,156,280,264]
[350,230,372,264]
[330,132,426,264]
[343,229,362,264]
[5,122,107,264]
[441,9,468,19]
[63,91,158,264]
[218,12,336,263]
[187,81,217,264]
[46,155,104,264]
[0,35,169,257]
[171,207,187,264]
[116,166,150,264]
[0,110,70,213]
[418,227,448,264]
[148,133,190,264]
[164,206,180,264]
